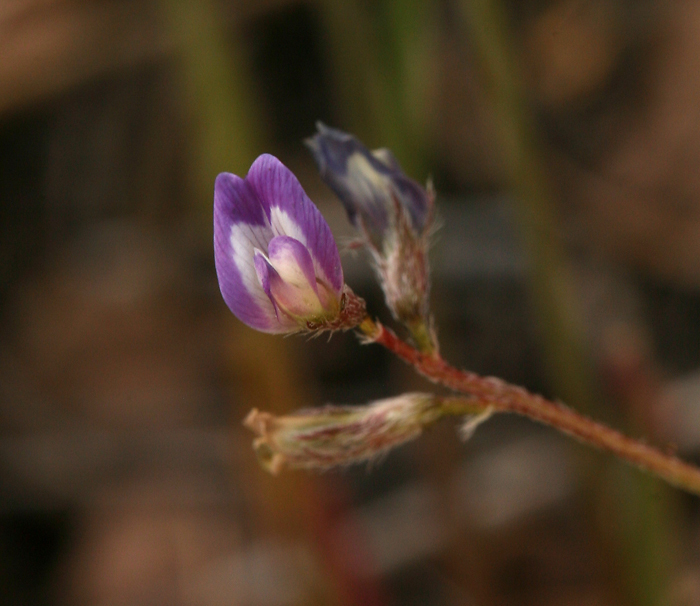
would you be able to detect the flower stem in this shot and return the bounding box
[360,317,700,497]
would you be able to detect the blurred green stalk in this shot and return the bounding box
[160,0,264,232]
[317,0,436,180]
[458,0,674,604]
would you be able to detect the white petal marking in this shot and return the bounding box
[229,222,275,313]
[269,207,306,244]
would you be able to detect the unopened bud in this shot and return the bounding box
[306,123,436,352]
[244,393,444,474]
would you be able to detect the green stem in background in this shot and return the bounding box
[458,1,674,603]
[317,0,436,178]
[459,0,595,410]
[159,0,264,230]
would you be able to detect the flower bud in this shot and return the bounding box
[306,124,435,351]
[244,393,444,474]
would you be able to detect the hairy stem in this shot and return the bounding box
[361,318,700,497]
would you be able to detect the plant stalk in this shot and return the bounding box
[361,318,700,497]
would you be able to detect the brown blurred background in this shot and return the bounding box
[2,0,700,604]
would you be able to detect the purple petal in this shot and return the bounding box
[255,248,323,322]
[370,148,401,171]
[253,250,299,331]
[214,172,279,332]
[246,154,343,295]
[306,124,389,242]
[215,171,268,226]
[307,123,431,237]
[267,236,319,294]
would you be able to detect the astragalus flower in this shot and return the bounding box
[214,154,366,334]
[306,123,436,351]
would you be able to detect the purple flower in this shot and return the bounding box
[214,154,365,334]
[305,122,432,250]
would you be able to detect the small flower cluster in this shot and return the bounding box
[212,133,700,496]
[307,123,436,353]
[213,127,449,471]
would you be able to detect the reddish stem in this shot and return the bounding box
[363,319,700,497]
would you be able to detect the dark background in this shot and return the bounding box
[2,1,700,604]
